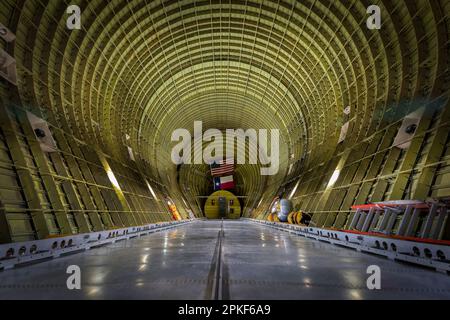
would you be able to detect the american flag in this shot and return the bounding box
[210,159,234,177]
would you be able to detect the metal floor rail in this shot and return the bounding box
[245,219,450,274]
[0,220,192,271]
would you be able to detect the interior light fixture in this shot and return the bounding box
[327,170,341,189]
[146,180,158,200]
[107,169,121,190]
[289,180,300,200]
[257,197,264,208]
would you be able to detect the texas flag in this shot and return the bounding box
[213,175,235,190]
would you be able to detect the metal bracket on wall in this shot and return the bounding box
[0,23,15,42]
[0,49,17,85]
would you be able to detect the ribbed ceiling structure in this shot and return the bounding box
[4,0,449,216]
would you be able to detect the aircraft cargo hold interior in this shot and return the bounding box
[0,0,450,301]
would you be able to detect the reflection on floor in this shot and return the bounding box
[0,220,449,300]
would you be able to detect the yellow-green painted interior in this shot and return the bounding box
[0,0,449,243]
